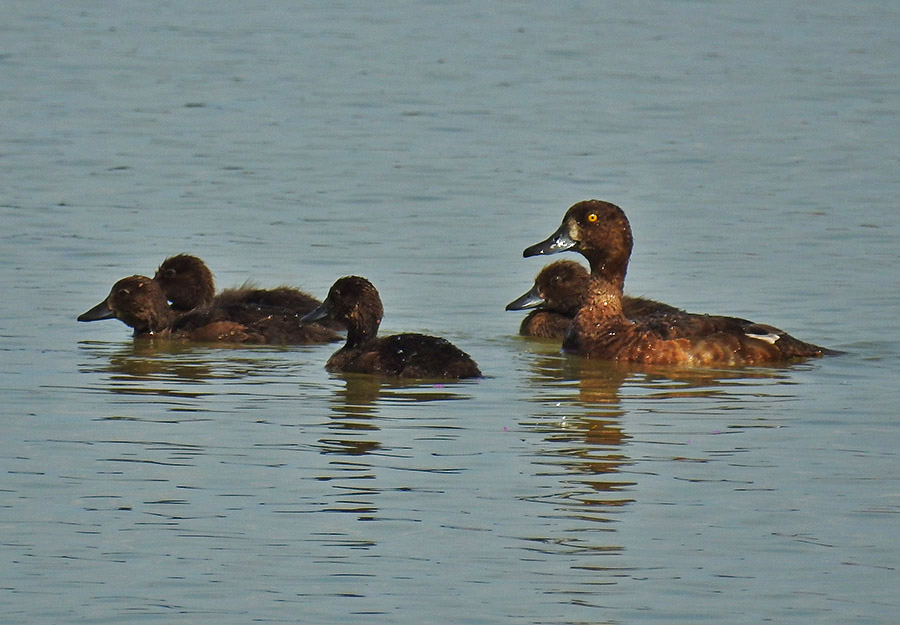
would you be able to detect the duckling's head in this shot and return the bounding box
[153,253,215,311]
[78,275,173,335]
[302,276,384,342]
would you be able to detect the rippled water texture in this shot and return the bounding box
[3,2,899,624]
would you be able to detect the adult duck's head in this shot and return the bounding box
[523,200,633,289]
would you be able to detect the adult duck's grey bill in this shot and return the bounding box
[77,300,116,322]
[522,223,577,257]
[300,302,329,324]
[505,284,545,311]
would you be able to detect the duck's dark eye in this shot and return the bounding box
[118,289,130,296]
[587,212,598,223]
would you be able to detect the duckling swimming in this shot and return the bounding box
[152,253,216,311]
[78,274,340,345]
[77,276,263,342]
[302,276,481,379]
[506,259,682,338]
[153,254,334,326]
[523,200,832,365]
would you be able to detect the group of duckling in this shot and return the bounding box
[79,200,833,379]
[78,255,481,379]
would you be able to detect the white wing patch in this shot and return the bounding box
[745,331,781,344]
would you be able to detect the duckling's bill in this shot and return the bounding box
[505,284,545,311]
[300,302,329,324]
[77,300,116,322]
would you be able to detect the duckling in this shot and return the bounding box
[152,253,216,311]
[77,276,263,342]
[78,275,339,344]
[302,276,481,379]
[506,259,682,338]
[155,253,331,315]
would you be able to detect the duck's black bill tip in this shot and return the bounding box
[522,242,545,258]
[505,285,545,311]
[300,303,329,324]
[522,224,577,258]
[77,301,116,322]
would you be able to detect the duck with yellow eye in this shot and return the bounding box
[522,199,834,365]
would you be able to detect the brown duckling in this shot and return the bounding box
[78,275,339,345]
[77,276,263,342]
[506,259,682,338]
[152,253,216,311]
[153,254,340,329]
[301,276,481,379]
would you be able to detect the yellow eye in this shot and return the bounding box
[587,213,598,223]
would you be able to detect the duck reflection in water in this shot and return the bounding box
[318,373,384,457]
[521,351,634,518]
[77,339,309,403]
[313,373,478,522]
[320,372,477,458]
[78,340,216,390]
[519,347,800,527]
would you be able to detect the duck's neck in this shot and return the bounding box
[580,275,625,318]
[563,275,627,354]
[584,253,628,294]
[343,309,381,349]
[131,305,177,337]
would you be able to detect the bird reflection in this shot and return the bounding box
[76,339,306,404]
[318,374,383,456]
[82,338,217,375]
[321,373,476,456]
[77,339,220,401]
[517,344,796,533]
[315,374,478,523]
[521,351,635,522]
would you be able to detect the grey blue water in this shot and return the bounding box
[2,2,899,623]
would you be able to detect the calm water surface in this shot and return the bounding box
[2,1,899,624]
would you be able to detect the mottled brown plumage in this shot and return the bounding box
[523,200,832,365]
[302,276,482,379]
